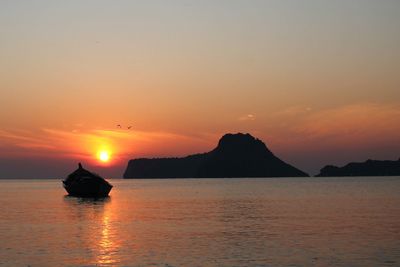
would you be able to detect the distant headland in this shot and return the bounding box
[124,133,309,178]
[316,158,400,177]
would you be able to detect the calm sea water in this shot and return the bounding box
[0,177,399,267]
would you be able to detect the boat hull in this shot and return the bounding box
[63,179,112,198]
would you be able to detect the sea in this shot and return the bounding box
[0,177,399,267]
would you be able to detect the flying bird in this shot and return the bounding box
[117,124,121,128]
[127,126,132,129]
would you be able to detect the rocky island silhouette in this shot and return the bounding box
[317,158,400,177]
[124,133,309,178]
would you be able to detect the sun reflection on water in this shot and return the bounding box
[63,196,120,266]
[97,212,116,266]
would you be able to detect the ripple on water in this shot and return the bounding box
[0,177,399,266]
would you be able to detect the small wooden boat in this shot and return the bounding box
[62,163,113,198]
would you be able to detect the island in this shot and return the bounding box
[316,158,400,177]
[123,133,309,178]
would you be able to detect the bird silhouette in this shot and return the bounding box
[117,124,121,128]
[127,126,132,129]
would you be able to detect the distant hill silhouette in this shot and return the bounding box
[123,133,309,178]
[316,158,400,177]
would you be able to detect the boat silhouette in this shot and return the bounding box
[62,163,113,198]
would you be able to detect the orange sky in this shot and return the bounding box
[0,1,399,177]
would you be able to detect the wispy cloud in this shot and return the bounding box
[1,103,398,167]
[265,102,400,152]
[0,127,213,163]
[238,114,256,121]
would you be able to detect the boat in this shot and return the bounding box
[62,163,113,198]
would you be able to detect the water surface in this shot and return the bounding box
[0,177,399,266]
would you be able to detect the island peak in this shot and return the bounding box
[124,133,308,178]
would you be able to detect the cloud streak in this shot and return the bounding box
[1,102,398,176]
[0,127,213,164]
[238,114,256,121]
[263,102,400,153]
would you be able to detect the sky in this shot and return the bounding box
[0,0,399,178]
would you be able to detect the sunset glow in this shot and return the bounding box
[1,2,400,267]
[0,1,399,178]
[98,151,110,163]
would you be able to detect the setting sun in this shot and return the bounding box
[98,151,110,163]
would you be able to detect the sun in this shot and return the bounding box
[98,150,110,163]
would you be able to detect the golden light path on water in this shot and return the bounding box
[0,179,400,266]
[97,209,115,266]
